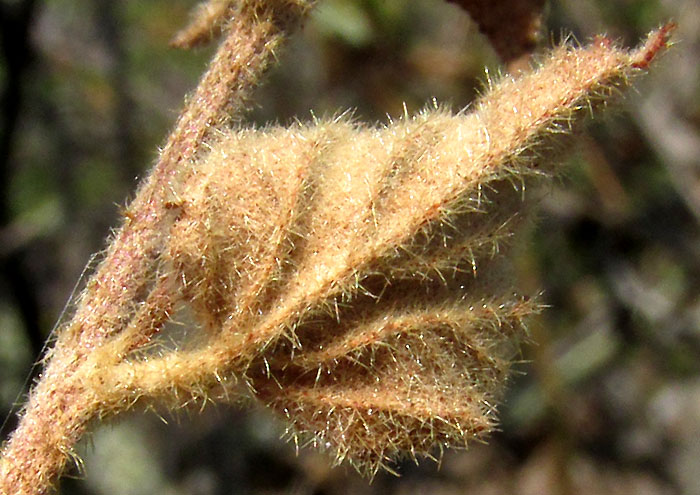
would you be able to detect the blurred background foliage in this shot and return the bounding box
[1,0,699,494]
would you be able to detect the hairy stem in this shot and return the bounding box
[0,3,312,494]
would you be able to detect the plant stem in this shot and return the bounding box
[0,4,311,494]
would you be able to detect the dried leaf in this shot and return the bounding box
[447,0,545,66]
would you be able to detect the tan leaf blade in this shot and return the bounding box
[92,26,672,476]
[256,363,497,476]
